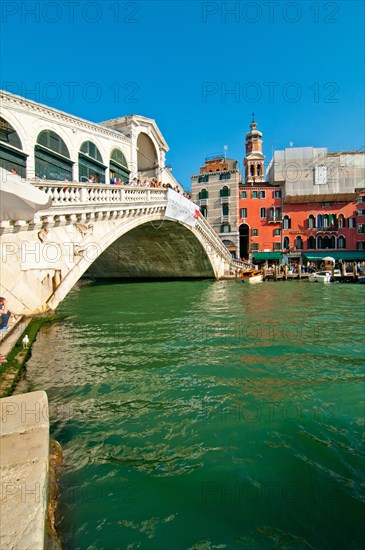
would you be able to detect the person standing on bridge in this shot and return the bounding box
[0,297,18,335]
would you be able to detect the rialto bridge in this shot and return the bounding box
[0,182,244,315]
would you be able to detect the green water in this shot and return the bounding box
[18,280,365,549]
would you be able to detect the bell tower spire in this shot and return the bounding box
[244,115,265,184]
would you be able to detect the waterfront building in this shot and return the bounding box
[0,91,181,189]
[191,156,240,256]
[238,118,284,260]
[267,146,365,262]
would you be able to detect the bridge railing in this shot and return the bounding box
[32,181,167,206]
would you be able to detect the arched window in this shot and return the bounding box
[317,214,323,229]
[257,165,261,176]
[323,236,330,249]
[200,206,208,218]
[323,214,330,228]
[338,214,345,229]
[199,188,208,200]
[220,186,230,197]
[283,236,290,249]
[295,236,303,250]
[0,117,27,178]
[222,204,229,216]
[307,236,316,249]
[308,214,316,229]
[337,235,346,249]
[35,130,72,181]
[329,235,335,248]
[317,235,324,249]
[250,164,255,176]
[221,223,231,233]
[79,141,106,183]
[109,148,130,183]
[283,215,291,229]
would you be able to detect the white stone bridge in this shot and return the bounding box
[0,182,244,314]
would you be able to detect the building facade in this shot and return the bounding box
[0,91,181,189]
[191,156,240,255]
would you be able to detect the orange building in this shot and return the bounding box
[238,117,283,260]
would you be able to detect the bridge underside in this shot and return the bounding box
[85,220,215,279]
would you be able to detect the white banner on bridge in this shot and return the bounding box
[165,189,200,228]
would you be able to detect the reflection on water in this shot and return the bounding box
[17,280,365,549]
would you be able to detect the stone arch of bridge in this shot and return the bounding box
[47,213,218,310]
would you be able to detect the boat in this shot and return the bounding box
[308,271,332,283]
[240,269,263,284]
[358,275,365,284]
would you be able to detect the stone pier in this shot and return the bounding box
[0,391,50,549]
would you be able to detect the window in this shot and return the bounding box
[323,214,330,228]
[240,208,247,218]
[308,214,316,229]
[308,236,316,249]
[251,191,258,199]
[358,196,365,203]
[0,117,27,177]
[338,214,345,228]
[259,191,266,199]
[220,186,230,197]
[337,236,346,248]
[349,218,356,228]
[357,242,365,250]
[283,215,291,229]
[110,148,130,183]
[358,224,365,234]
[252,229,258,236]
[198,175,209,183]
[273,228,281,236]
[314,165,327,185]
[240,191,247,199]
[273,243,282,251]
[356,209,365,215]
[35,130,73,181]
[251,243,259,251]
[317,236,324,248]
[283,236,290,249]
[79,140,106,183]
[295,236,303,250]
[274,189,282,198]
[260,207,266,218]
[201,206,208,218]
[199,188,208,200]
[221,223,231,233]
[257,165,262,176]
[250,165,255,176]
[219,172,230,180]
[317,214,323,229]
[222,204,229,216]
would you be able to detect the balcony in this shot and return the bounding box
[267,215,282,223]
[199,198,208,206]
[316,225,338,233]
[220,195,230,204]
[221,214,229,223]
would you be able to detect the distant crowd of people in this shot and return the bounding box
[109,176,192,199]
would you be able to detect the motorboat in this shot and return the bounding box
[240,269,263,284]
[308,271,332,283]
[308,269,341,283]
[358,275,365,284]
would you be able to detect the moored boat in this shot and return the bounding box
[240,269,263,284]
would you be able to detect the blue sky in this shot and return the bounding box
[1,0,364,189]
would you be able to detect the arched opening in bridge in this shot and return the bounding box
[137,133,158,179]
[239,224,249,260]
[0,117,27,178]
[79,141,106,183]
[109,148,130,184]
[35,130,73,181]
[84,220,215,279]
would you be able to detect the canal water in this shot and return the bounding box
[17,280,364,549]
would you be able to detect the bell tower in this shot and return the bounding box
[244,114,265,184]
